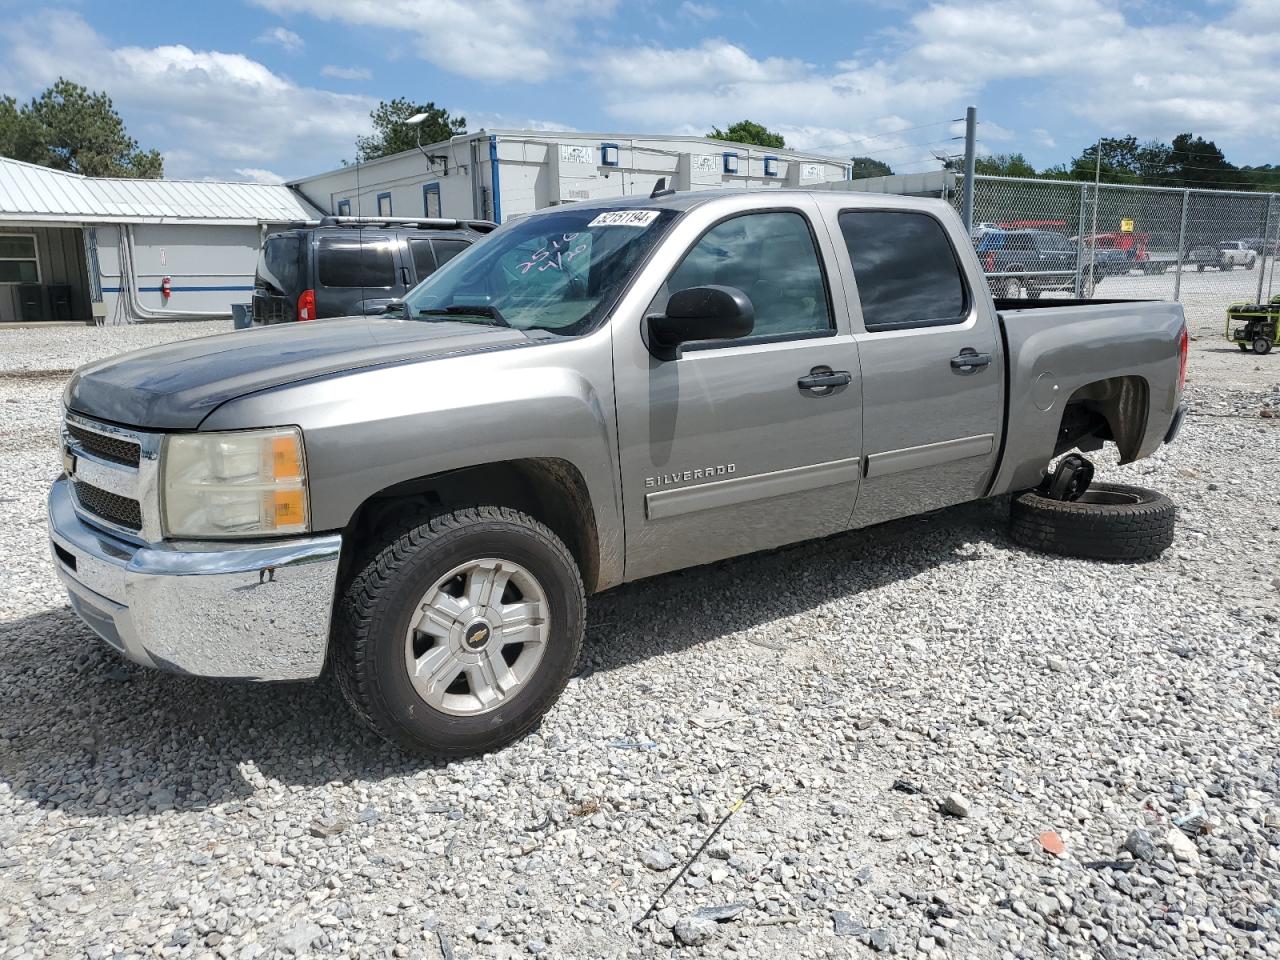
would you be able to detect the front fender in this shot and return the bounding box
[200,332,624,587]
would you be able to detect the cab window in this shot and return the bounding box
[838,210,968,331]
[664,211,832,341]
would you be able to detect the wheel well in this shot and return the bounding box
[1054,376,1149,463]
[338,458,601,593]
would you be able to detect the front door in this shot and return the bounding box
[829,207,1004,528]
[613,202,863,581]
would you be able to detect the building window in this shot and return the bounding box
[763,156,779,177]
[337,199,351,216]
[376,192,392,217]
[423,182,442,218]
[722,152,739,175]
[0,235,39,283]
[601,143,620,167]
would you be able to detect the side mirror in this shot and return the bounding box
[646,285,754,360]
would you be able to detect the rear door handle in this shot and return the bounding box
[797,368,852,394]
[950,351,992,372]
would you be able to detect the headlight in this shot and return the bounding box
[162,427,309,538]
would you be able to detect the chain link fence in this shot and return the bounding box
[948,176,1280,308]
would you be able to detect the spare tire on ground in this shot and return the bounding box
[1010,482,1176,561]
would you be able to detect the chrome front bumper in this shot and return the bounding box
[48,477,341,681]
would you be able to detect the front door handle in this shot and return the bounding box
[950,350,992,373]
[797,368,852,394]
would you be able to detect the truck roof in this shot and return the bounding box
[517,187,954,219]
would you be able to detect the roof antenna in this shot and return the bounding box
[650,177,676,200]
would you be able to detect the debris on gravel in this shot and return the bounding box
[1,308,1278,959]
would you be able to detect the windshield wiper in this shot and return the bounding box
[418,304,509,327]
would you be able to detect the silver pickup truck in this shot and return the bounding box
[49,190,1189,755]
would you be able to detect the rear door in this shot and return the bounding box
[314,233,404,317]
[829,206,1004,528]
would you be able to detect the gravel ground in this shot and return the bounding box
[0,311,1277,960]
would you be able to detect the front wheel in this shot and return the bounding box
[1255,337,1274,355]
[334,506,585,756]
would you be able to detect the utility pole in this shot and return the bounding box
[961,106,977,233]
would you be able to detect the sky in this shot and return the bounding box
[1,0,1278,183]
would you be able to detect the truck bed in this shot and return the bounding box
[989,297,1186,496]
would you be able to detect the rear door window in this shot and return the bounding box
[316,237,396,288]
[256,235,301,293]
[432,239,470,268]
[838,210,968,331]
[407,239,437,280]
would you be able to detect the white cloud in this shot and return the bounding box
[234,167,287,184]
[590,40,964,170]
[255,26,304,51]
[908,0,1280,147]
[321,64,372,80]
[252,0,618,82]
[678,2,719,21]
[589,1,1280,166]
[0,11,373,180]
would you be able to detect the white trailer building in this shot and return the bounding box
[289,130,851,224]
[0,157,320,324]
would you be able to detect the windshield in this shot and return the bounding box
[398,207,681,335]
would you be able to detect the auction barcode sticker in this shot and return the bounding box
[588,210,660,227]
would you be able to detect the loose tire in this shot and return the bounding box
[334,506,585,756]
[1010,482,1176,561]
[1255,337,1273,355]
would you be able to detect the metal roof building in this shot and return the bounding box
[0,157,320,323]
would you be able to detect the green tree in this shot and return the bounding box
[849,155,893,179]
[355,99,466,162]
[1166,133,1239,189]
[706,120,786,149]
[974,152,1037,177]
[0,79,162,178]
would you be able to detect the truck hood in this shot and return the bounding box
[65,317,538,430]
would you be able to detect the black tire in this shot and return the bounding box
[334,506,585,756]
[1010,482,1176,561]
[1255,337,1273,355]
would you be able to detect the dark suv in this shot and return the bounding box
[252,217,495,325]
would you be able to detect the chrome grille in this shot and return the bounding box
[66,421,141,466]
[73,480,143,531]
[63,413,162,542]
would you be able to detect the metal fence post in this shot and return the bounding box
[1074,182,1088,298]
[1173,190,1190,302]
[960,106,976,233]
[1256,193,1274,305]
